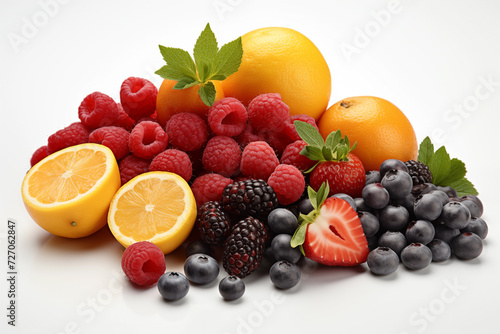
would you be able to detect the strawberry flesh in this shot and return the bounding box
[303,197,369,266]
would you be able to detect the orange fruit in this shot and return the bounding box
[156,79,225,127]
[107,171,197,254]
[318,96,418,171]
[221,27,331,121]
[21,143,121,238]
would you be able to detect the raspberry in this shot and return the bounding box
[191,173,233,206]
[280,140,316,172]
[30,145,48,167]
[247,93,289,132]
[208,97,248,137]
[89,126,130,160]
[236,123,263,149]
[78,92,120,129]
[202,136,241,177]
[240,141,279,181]
[121,241,166,286]
[283,114,318,141]
[267,164,306,205]
[120,77,158,121]
[256,128,292,156]
[115,103,136,131]
[149,149,192,182]
[129,121,168,159]
[47,122,90,154]
[118,154,150,185]
[166,112,208,152]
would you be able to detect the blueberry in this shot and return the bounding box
[451,232,483,260]
[440,201,471,229]
[271,234,302,264]
[365,170,381,185]
[158,272,189,301]
[459,197,482,218]
[391,193,415,217]
[367,247,399,275]
[362,183,390,209]
[358,211,379,237]
[413,193,442,221]
[401,243,432,270]
[406,220,435,245]
[331,193,356,211]
[298,198,314,215]
[354,197,371,212]
[428,190,450,206]
[267,208,299,235]
[427,239,451,262]
[381,169,412,200]
[461,217,488,239]
[460,195,483,217]
[366,235,379,251]
[378,231,407,257]
[411,183,437,197]
[433,223,460,244]
[269,260,301,289]
[184,254,219,285]
[436,186,458,198]
[379,159,408,177]
[185,240,213,258]
[219,276,245,301]
[378,205,410,231]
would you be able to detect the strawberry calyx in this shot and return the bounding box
[291,182,330,254]
[294,120,357,173]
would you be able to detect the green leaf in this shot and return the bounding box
[307,186,318,210]
[427,146,451,185]
[448,177,478,196]
[315,182,329,208]
[294,121,325,148]
[418,136,434,165]
[439,158,466,186]
[325,130,341,150]
[291,222,308,248]
[193,23,218,80]
[155,65,185,81]
[208,74,227,81]
[173,77,199,90]
[302,146,324,161]
[158,46,197,80]
[213,37,243,77]
[198,82,216,107]
[197,60,211,82]
[322,146,333,161]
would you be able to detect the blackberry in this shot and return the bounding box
[223,217,268,278]
[196,201,231,246]
[404,160,432,186]
[221,179,278,219]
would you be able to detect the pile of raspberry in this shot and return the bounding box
[29,77,316,207]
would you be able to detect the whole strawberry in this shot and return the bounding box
[295,121,365,198]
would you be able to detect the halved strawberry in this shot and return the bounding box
[291,183,369,266]
[303,197,368,266]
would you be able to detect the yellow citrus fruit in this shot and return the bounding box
[318,96,418,171]
[156,79,225,127]
[222,27,331,120]
[107,171,196,254]
[21,143,121,238]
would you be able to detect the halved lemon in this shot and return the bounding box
[21,143,121,238]
[107,171,197,254]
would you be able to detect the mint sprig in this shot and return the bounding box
[155,23,243,106]
[418,137,478,196]
[294,121,357,173]
[291,182,330,255]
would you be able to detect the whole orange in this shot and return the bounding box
[222,27,331,120]
[156,79,225,127]
[318,96,418,171]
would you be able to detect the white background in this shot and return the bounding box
[1,0,500,333]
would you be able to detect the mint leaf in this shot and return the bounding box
[197,60,211,83]
[155,65,185,81]
[198,82,216,106]
[418,136,434,165]
[158,46,197,80]
[439,158,466,186]
[193,23,218,81]
[212,37,243,78]
[427,146,451,185]
[173,77,199,90]
[295,121,324,147]
[291,222,308,248]
[448,177,478,196]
